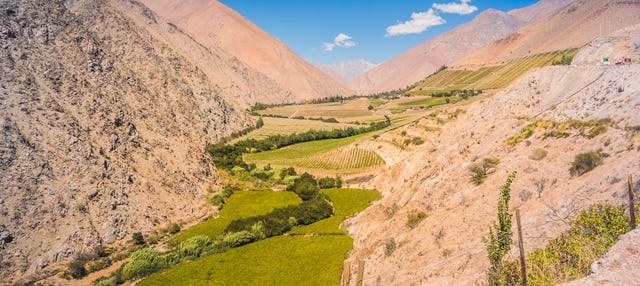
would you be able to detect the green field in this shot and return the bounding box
[410,49,578,94]
[141,189,381,286]
[233,117,360,142]
[290,188,382,235]
[139,235,352,286]
[244,132,384,172]
[168,191,301,245]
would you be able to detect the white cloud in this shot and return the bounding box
[385,9,445,37]
[323,42,336,51]
[433,0,478,15]
[323,33,356,52]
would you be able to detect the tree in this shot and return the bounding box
[256,117,264,129]
[132,232,145,245]
[484,172,517,285]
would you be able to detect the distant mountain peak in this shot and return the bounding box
[316,59,378,82]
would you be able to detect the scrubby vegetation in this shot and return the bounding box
[406,210,428,229]
[507,119,611,146]
[569,151,604,176]
[529,148,548,161]
[503,203,634,285]
[469,157,500,185]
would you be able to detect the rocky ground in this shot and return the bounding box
[344,29,640,285]
[0,0,258,283]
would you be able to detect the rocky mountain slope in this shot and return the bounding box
[343,29,640,285]
[138,0,352,102]
[111,0,296,108]
[0,0,287,282]
[316,59,378,82]
[350,0,572,94]
[455,0,640,67]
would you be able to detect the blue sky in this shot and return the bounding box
[219,0,539,64]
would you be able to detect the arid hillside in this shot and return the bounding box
[455,0,640,67]
[0,0,285,282]
[350,0,572,94]
[138,0,352,102]
[343,29,640,285]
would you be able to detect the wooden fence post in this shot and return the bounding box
[629,175,636,229]
[516,209,526,286]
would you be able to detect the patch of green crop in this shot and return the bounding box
[140,235,352,286]
[244,133,385,172]
[290,188,382,235]
[167,191,300,245]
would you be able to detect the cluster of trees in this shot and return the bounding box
[208,118,390,171]
[219,117,264,143]
[225,173,333,236]
[430,89,482,98]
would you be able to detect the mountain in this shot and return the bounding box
[454,0,640,67]
[138,0,352,102]
[316,59,378,82]
[0,0,301,282]
[350,0,572,94]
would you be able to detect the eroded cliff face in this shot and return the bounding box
[0,0,250,281]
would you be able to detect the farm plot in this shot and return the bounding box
[141,189,381,286]
[257,98,384,123]
[290,188,382,235]
[167,191,300,245]
[410,49,578,94]
[233,117,360,141]
[244,133,385,172]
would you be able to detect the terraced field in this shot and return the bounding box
[410,49,578,94]
[232,117,360,141]
[244,133,385,173]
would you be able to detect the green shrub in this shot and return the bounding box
[132,232,145,245]
[167,223,181,235]
[178,235,211,258]
[504,203,630,285]
[318,177,341,189]
[222,231,256,248]
[569,151,603,176]
[86,257,111,273]
[406,210,427,229]
[470,157,500,185]
[412,137,425,145]
[68,258,88,279]
[94,278,116,286]
[122,248,168,280]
